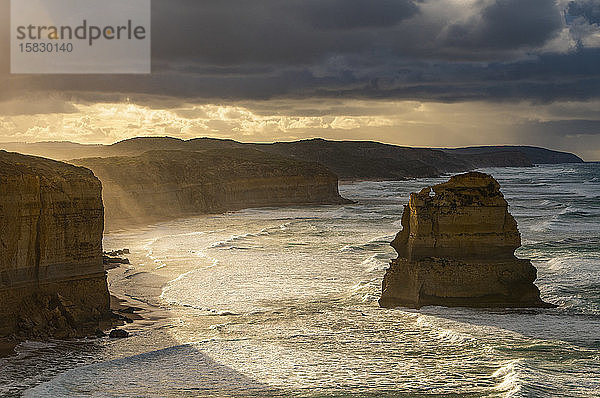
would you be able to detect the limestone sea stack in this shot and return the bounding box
[379,172,554,309]
[0,151,111,340]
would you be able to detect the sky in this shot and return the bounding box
[1,0,600,160]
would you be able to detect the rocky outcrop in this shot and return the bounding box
[0,151,110,340]
[379,172,554,309]
[73,148,349,230]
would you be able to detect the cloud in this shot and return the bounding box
[442,0,563,50]
[517,119,600,136]
[2,98,600,160]
[567,0,600,24]
[147,0,569,64]
[0,1,599,160]
[1,0,599,103]
[0,0,599,166]
[0,96,79,115]
[149,0,421,65]
[300,0,418,30]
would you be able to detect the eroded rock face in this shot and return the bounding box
[73,148,350,230]
[0,151,110,339]
[379,172,554,309]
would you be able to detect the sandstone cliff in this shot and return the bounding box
[73,148,349,230]
[379,172,554,309]
[0,151,110,340]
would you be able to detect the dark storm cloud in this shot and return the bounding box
[1,0,599,103]
[568,0,600,24]
[513,119,600,158]
[443,0,562,50]
[150,0,419,65]
[148,0,563,64]
[525,119,600,135]
[300,0,418,30]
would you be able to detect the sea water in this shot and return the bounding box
[1,163,599,397]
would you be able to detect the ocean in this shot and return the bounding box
[1,163,599,397]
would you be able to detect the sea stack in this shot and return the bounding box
[379,172,554,309]
[0,151,111,341]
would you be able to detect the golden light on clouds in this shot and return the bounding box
[0,97,598,160]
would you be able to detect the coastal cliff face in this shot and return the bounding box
[0,151,110,339]
[73,148,349,230]
[379,172,553,309]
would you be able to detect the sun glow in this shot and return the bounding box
[0,98,598,160]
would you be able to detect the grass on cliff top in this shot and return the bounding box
[0,150,95,179]
[72,148,337,183]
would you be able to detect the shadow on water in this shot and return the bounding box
[0,271,285,397]
[22,343,284,398]
[9,332,489,398]
[404,305,600,350]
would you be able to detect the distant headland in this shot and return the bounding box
[0,137,584,182]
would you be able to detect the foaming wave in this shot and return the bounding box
[142,237,168,269]
[493,360,523,397]
[360,254,389,272]
[538,199,563,208]
[349,280,371,293]
[528,217,552,232]
[209,223,292,250]
[18,341,58,350]
[191,250,221,267]
[492,357,600,398]
[160,269,198,304]
[340,235,395,252]
[545,257,573,272]
[436,328,476,345]
[346,278,381,303]
[207,258,220,268]
[209,232,263,249]
[413,314,479,346]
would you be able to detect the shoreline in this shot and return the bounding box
[0,271,164,360]
[105,257,174,333]
[103,199,352,233]
[109,290,171,329]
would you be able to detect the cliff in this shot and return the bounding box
[100,138,538,177]
[1,138,584,181]
[252,139,469,179]
[0,151,110,340]
[443,146,584,164]
[379,172,554,309]
[73,148,349,230]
